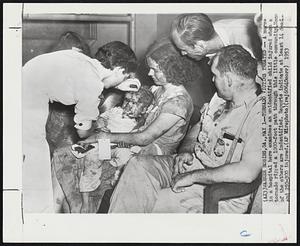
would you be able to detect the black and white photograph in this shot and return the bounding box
[3,2,297,243]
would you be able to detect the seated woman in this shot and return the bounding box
[81,38,194,156]
[53,39,195,213]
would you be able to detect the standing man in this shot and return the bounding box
[22,41,138,213]
[171,13,262,61]
[108,45,263,213]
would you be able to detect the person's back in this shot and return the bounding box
[22,39,138,213]
[23,50,108,106]
[213,18,262,61]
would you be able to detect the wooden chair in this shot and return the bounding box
[203,172,262,213]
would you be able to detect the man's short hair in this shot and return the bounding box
[171,13,215,47]
[95,41,138,74]
[52,31,91,56]
[216,45,258,80]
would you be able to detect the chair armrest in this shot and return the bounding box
[203,172,262,213]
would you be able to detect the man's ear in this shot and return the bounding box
[225,73,233,87]
[254,13,262,26]
[194,40,206,52]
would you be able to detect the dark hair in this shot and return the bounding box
[171,13,215,47]
[146,37,193,86]
[216,45,257,80]
[95,41,138,74]
[136,86,154,109]
[51,31,91,56]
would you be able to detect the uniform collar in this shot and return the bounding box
[232,85,262,109]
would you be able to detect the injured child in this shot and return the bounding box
[71,87,154,213]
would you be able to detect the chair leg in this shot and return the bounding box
[97,188,114,213]
[203,186,219,213]
[246,188,259,214]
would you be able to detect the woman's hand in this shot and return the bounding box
[78,134,97,145]
[78,131,110,145]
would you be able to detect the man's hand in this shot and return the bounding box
[171,172,195,193]
[194,143,216,167]
[172,152,194,178]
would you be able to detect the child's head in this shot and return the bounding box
[122,87,154,119]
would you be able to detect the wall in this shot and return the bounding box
[22,18,133,65]
[22,13,257,109]
[22,13,256,63]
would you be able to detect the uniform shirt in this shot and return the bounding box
[197,90,262,167]
[23,49,111,130]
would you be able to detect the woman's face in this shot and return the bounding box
[147,57,167,86]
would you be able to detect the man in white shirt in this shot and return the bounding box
[170,13,262,83]
[171,13,262,61]
[22,41,138,213]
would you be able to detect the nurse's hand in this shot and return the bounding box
[115,78,141,92]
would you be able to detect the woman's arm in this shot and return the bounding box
[81,112,182,146]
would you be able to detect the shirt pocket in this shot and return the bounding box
[223,137,245,163]
[213,135,245,165]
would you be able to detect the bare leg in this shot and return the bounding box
[80,192,89,213]
[52,164,65,213]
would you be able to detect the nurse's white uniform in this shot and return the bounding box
[22,49,110,212]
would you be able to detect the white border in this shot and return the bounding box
[3,3,297,243]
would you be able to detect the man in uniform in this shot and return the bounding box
[108,45,263,213]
